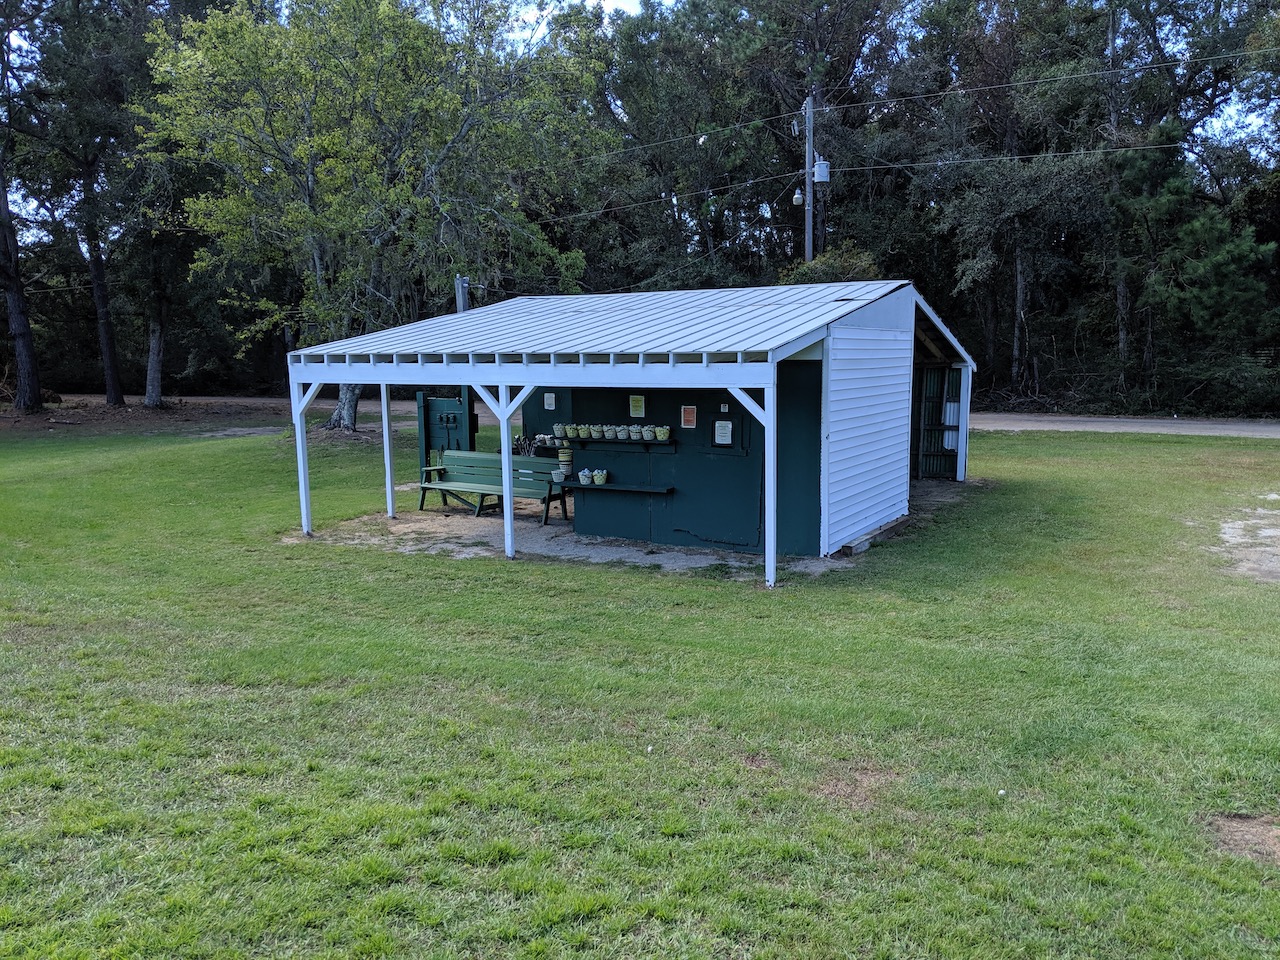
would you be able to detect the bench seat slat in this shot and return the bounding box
[421,480,549,498]
[418,450,568,525]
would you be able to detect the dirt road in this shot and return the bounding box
[970,412,1280,440]
[6,395,1279,440]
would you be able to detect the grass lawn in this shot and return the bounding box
[1,422,1278,958]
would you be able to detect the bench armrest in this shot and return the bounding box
[421,465,446,482]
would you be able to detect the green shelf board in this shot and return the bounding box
[561,480,674,494]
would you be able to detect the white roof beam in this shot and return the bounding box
[286,358,776,390]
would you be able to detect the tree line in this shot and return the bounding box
[3,0,1278,422]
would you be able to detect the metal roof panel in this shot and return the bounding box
[293,280,914,359]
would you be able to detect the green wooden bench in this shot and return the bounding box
[419,450,568,525]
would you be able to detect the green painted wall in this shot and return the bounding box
[417,390,476,473]
[521,360,823,555]
[776,360,822,555]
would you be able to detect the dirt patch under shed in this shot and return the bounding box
[283,480,971,579]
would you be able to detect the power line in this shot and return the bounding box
[575,111,797,169]
[521,44,1277,227]
[534,138,1189,229]
[565,139,1189,291]
[552,45,1280,172]
[815,46,1280,120]
[829,139,1184,177]
[535,170,796,226]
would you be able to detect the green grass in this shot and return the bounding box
[1,424,1278,958]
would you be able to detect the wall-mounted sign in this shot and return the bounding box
[680,405,696,429]
[543,392,556,410]
[714,420,733,445]
[629,395,645,418]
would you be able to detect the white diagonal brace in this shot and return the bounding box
[471,383,537,558]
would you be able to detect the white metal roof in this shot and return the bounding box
[287,280,972,390]
[293,280,905,358]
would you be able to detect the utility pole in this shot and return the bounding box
[792,93,828,262]
[454,274,469,313]
[804,94,814,263]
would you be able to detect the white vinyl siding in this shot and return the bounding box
[822,327,914,554]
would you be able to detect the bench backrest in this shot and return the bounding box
[440,450,558,488]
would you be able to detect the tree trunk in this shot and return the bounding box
[81,174,125,407]
[1011,231,1027,390]
[0,158,41,414]
[144,306,166,408]
[321,382,360,430]
[144,241,169,409]
[1115,268,1131,382]
[1141,304,1156,388]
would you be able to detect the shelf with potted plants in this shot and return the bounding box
[552,423,674,450]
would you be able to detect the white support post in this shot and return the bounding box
[290,378,325,535]
[471,383,538,560]
[955,363,973,482]
[729,384,778,588]
[498,384,516,557]
[380,383,396,518]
